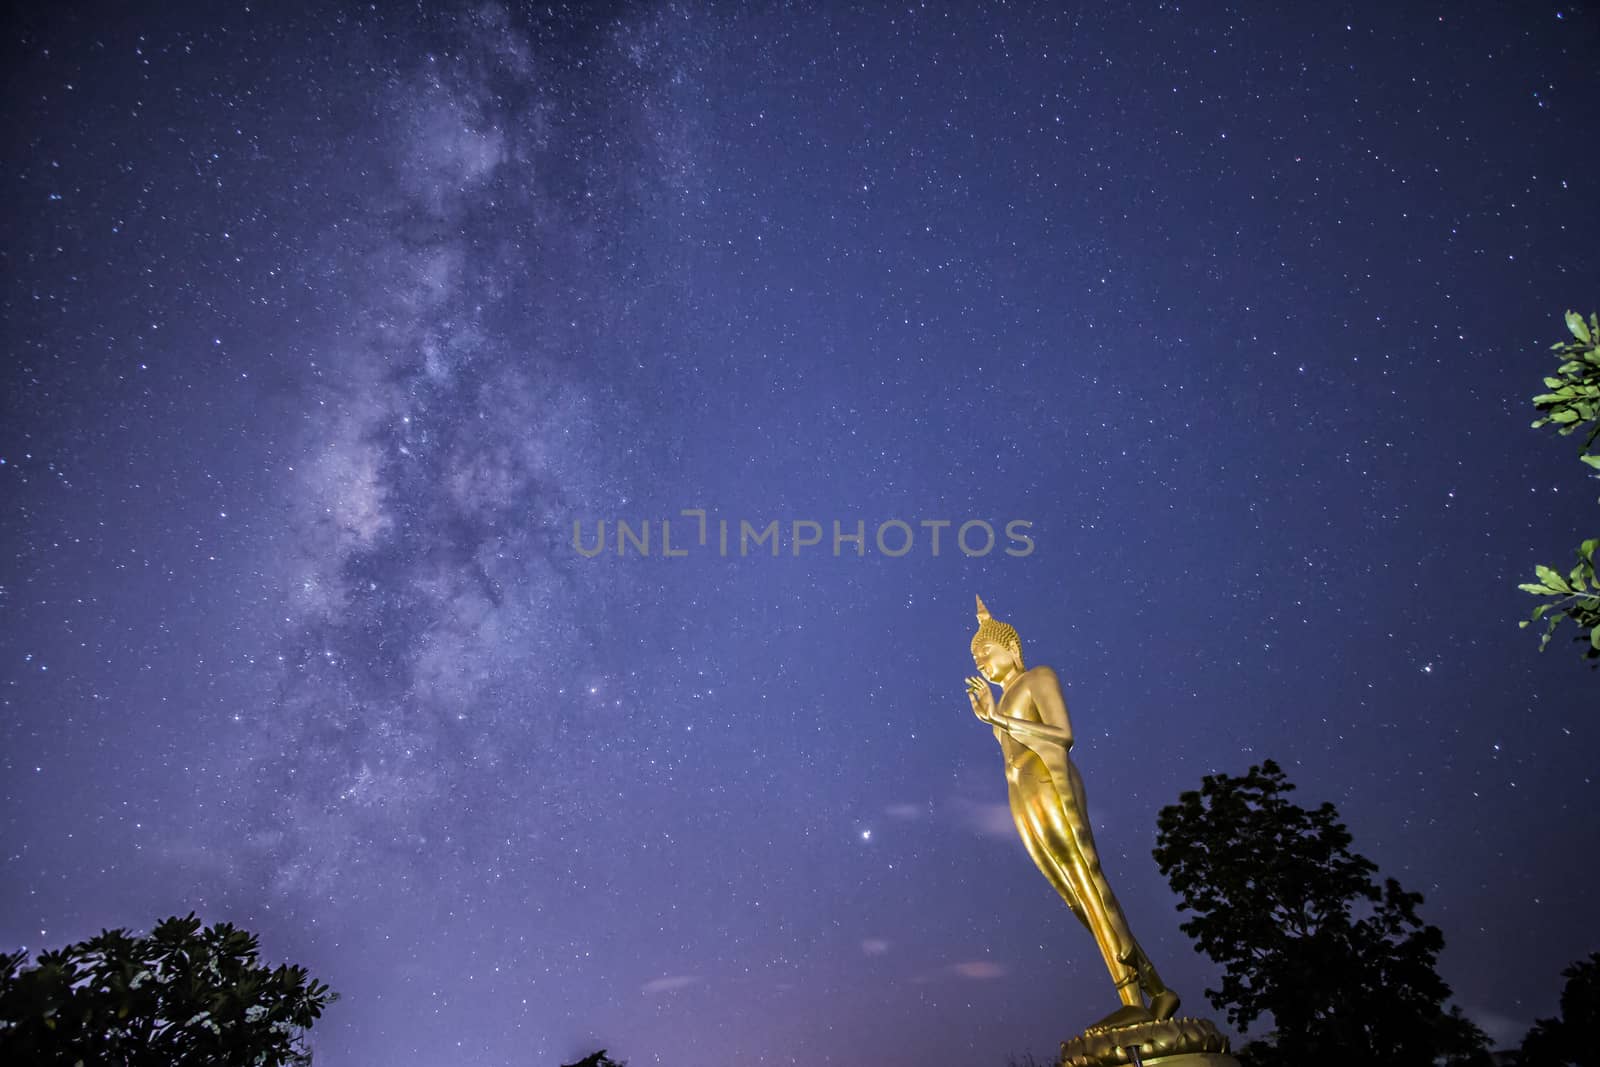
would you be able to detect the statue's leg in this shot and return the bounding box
[1056,772,1180,1017]
[1023,799,1142,1007]
[1011,792,1091,931]
[1062,765,1150,968]
[1055,768,1138,966]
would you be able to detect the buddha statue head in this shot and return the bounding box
[971,595,1024,683]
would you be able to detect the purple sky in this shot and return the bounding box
[3,2,1598,1064]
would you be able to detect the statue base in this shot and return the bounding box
[1059,1016,1240,1067]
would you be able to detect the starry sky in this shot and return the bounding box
[3,2,1598,1065]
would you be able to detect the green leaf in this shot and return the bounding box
[1582,455,1600,470]
[1552,410,1581,423]
[1566,310,1592,343]
[1581,538,1599,560]
[1536,565,1571,592]
[1519,583,1556,595]
[1568,310,1592,343]
[1591,626,1600,651]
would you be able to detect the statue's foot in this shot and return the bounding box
[1089,1003,1155,1030]
[1120,940,1177,1016]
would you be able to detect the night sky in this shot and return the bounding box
[4,2,1599,1065]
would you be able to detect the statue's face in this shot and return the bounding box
[974,640,1015,683]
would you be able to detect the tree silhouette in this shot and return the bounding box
[1152,760,1490,1067]
[561,1052,626,1067]
[1519,953,1600,1066]
[0,913,336,1066]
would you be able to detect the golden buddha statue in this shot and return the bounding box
[965,595,1180,1030]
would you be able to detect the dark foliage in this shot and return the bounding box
[562,1052,626,1067]
[1519,953,1600,1066]
[0,913,336,1066]
[1152,760,1491,1067]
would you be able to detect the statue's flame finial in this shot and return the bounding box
[976,594,992,622]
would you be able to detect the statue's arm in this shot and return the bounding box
[993,666,1073,751]
[991,714,1071,749]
